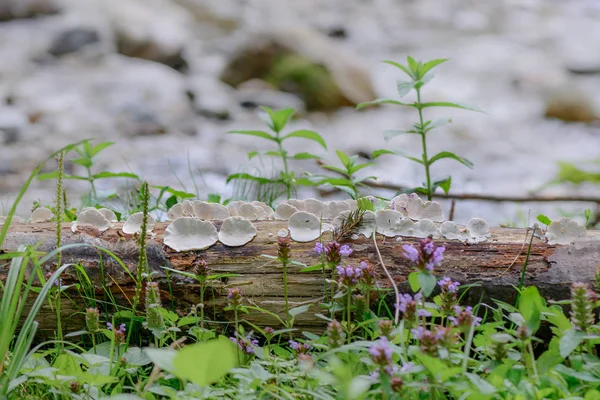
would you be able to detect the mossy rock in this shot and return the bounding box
[219,28,375,112]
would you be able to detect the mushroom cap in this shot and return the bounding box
[375,209,405,237]
[98,208,118,222]
[274,203,298,220]
[181,200,194,216]
[328,201,351,218]
[441,221,462,240]
[466,218,490,243]
[167,203,184,221]
[238,203,260,220]
[192,201,229,220]
[392,193,444,222]
[218,216,258,246]
[358,210,376,238]
[73,208,111,232]
[345,199,358,211]
[546,217,586,245]
[30,207,54,223]
[303,198,329,218]
[226,201,245,217]
[252,201,275,219]
[415,219,440,238]
[122,212,156,235]
[164,217,218,251]
[286,199,305,211]
[288,211,322,242]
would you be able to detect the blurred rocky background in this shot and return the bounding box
[1,0,600,225]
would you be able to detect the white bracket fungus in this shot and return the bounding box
[181,200,194,216]
[415,219,440,239]
[288,211,323,242]
[391,193,444,222]
[72,208,111,232]
[358,210,376,238]
[164,217,218,251]
[98,208,118,222]
[375,209,406,237]
[218,216,258,246]
[167,203,184,221]
[440,221,462,240]
[545,217,586,245]
[466,218,491,243]
[328,201,351,218]
[274,203,298,220]
[192,201,229,220]
[303,198,329,219]
[30,207,54,223]
[252,201,275,219]
[122,212,156,235]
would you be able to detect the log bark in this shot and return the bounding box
[1,221,600,337]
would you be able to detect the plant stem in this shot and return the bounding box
[346,291,352,344]
[200,282,205,330]
[416,87,432,200]
[282,260,292,339]
[275,136,291,199]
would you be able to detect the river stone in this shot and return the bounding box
[219,27,376,112]
[48,27,101,56]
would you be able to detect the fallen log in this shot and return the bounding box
[1,221,599,337]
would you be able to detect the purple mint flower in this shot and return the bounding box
[402,244,420,263]
[423,241,435,255]
[438,277,460,293]
[339,245,353,257]
[314,242,324,254]
[416,308,431,318]
[106,322,113,330]
[411,325,427,340]
[400,362,415,372]
[369,337,393,366]
[336,264,362,286]
[119,323,126,333]
[289,340,300,351]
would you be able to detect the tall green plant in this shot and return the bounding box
[358,57,482,200]
[226,107,327,199]
[309,150,376,199]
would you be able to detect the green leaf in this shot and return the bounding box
[322,165,349,176]
[382,60,413,79]
[166,195,178,210]
[396,80,415,97]
[406,56,420,78]
[560,329,586,358]
[289,304,310,318]
[432,177,452,194]
[383,129,418,140]
[428,151,474,168]
[356,99,412,110]
[226,173,282,185]
[425,117,452,132]
[418,272,437,297]
[145,348,177,375]
[585,208,592,225]
[465,372,497,395]
[283,129,327,150]
[348,163,374,175]
[92,171,139,180]
[152,186,195,199]
[173,337,237,386]
[91,141,116,157]
[371,149,397,159]
[71,157,93,168]
[37,172,87,181]
[248,151,259,159]
[419,102,484,113]
[260,107,295,133]
[335,150,351,167]
[408,272,420,292]
[357,197,375,212]
[226,130,276,142]
[265,150,285,158]
[518,286,545,334]
[418,58,449,77]
[299,264,324,273]
[537,214,552,226]
[292,152,321,160]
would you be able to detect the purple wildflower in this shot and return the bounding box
[402,245,420,263]
[289,340,312,354]
[339,245,353,256]
[336,265,362,286]
[402,238,445,272]
[448,305,482,330]
[369,337,393,366]
[314,242,324,254]
[227,287,243,307]
[438,277,460,293]
[396,293,430,320]
[411,325,438,355]
[230,334,259,355]
[106,322,113,330]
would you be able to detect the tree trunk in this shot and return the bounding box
[1,221,599,337]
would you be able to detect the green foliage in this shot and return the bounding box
[227,106,327,200]
[306,150,376,199]
[358,56,481,200]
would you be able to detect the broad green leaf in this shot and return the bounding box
[428,151,474,168]
[91,141,116,157]
[418,58,449,77]
[406,56,420,78]
[292,152,321,160]
[289,304,310,318]
[465,372,496,395]
[356,99,412,110]
[371,149,397,159]
[383,129,418,140]
[432,177,452,194]
[335,150,351,167]
[418,272,437,297]
[71,157,93,168]
[382,60,413,78]
[53,353,82,376]
[173,337,237,386]
[536,348,563,375]
[152,186,195,199]
[92,171,139,180]
[322,165,350,176]
[165,195,178,210]
[226,130,276,142]
[419,101,484,113]
[284,129,327,149]
[396,80,415,97]
[226,173,282,185]
[518,286,545,334]
[560,329,586,358]
[260,107,295,133]
[537,214,552,226]
[408,272,420,292]
[357,197,375,212]
[544,305,572,332]
[145,348,177,375]
[335,185,357,198]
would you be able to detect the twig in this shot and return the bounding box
[372,230,400,325]
[318,180,600,203]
